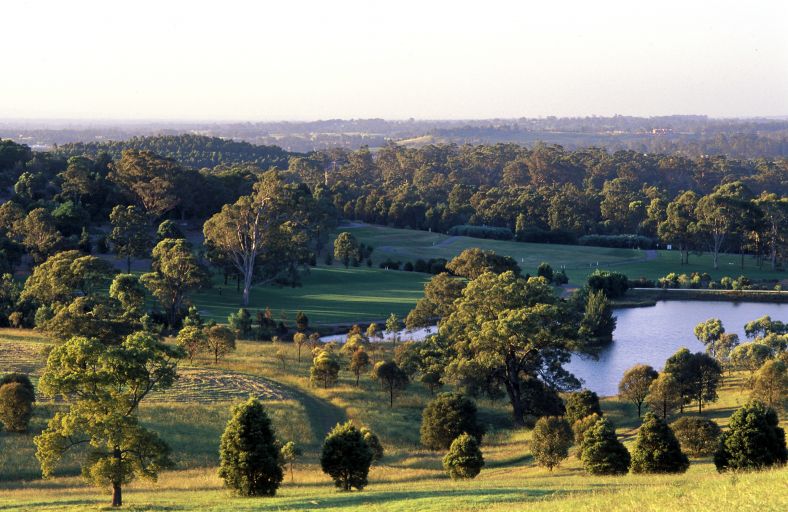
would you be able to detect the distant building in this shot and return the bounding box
[651,128,673,135]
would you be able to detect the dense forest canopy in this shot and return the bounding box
[53,135,291,169]
[0,134,787,276]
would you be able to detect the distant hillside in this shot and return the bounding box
[52,134,293,169]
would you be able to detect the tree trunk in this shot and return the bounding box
[503,363,525,427]
[112,447,122,507]
[636,402,642,418]
[112,482,122,507]
[126,255,131,274]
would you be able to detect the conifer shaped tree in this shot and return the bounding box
[631,413,689,474]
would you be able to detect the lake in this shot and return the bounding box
[320,300,788,397]
[568,301,788,396]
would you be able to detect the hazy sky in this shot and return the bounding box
[2,0,786,120]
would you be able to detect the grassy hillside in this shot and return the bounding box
[0,329,785,511]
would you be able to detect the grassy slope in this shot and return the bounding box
[0,330,785,511]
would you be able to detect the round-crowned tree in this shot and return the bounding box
[670,417,722,457]
[714,401,787,472]
[564,389,603,425]
[631,413,689,474]
[321,422,373,491]
[0,381,35,432]
[218,398,283,496]
[442,433,485,480]
[361,427,384,463]
[0,373,36,399]
[420,393,484,450]
[531,416,573,470]
[580,417,630,475]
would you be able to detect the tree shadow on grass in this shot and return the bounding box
[275,488,566,510]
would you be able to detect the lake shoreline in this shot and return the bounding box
[613,288,788,309]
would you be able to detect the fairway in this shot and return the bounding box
[192,265,429,325]
[338,224,788,284]
[188,224,787,327]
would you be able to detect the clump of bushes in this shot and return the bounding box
[580,417,630,475]
[631,413,689,474]
[671,417,721,457]
[587,270,629,298]
[321,422,373,491]
[420,392,484,450]
[714,401,787,471]
[0,373,35,432]
[564,389,602,425]
[531,416,573,470]
[578,234,656,249]
[442,433,484,479]
[447,224,513,240]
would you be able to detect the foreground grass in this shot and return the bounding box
[0,331,785,511]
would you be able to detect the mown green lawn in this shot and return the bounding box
[191,266,429,325]
[337,224,787,284]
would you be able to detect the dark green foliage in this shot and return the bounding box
[531,416,573,470]
[664,348,722,413]
[442,433,484,480]
[572,412,602,459]
[445,248,520,279]
[321,422,373,491]
[631,413,689,474]
[564,390,602,425]
[587,270,629,298]
[0,382,35,432]
[157,220,184,241]
[228,308,253,338]
[0,373,35,400]
[714,401,787,471]
[579,234,656,249]
[519,376,566,425]
[218,398,283,496]
[372,361,409,407]
[447,224,513,240]
[671,417,722,457]
[579,289,617,345]
[295,311,309,331]
[361,427,384,463]
[420,393,484,450]
[536,262,554,283]
[580,417,631,475]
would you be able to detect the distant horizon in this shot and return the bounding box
[2,113,788,126]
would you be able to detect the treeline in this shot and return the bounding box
[1,136,787,279]
[53,134,291,169]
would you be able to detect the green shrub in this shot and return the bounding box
[321,422,373,491]
[714,401,787,471]
[0,382,34,432]
[587,270,629,298]
[670,417,721,457]
[531,416,573,470]
[361,427,384,463]
[572,413,602,459]
[218,398,283,496]
[420,393,484,450]
[442,433,484,480]
[631,413,689,474]
[580,417,630,475]
[564,389,602,425]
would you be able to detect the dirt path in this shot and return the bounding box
[284,384,347,443]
